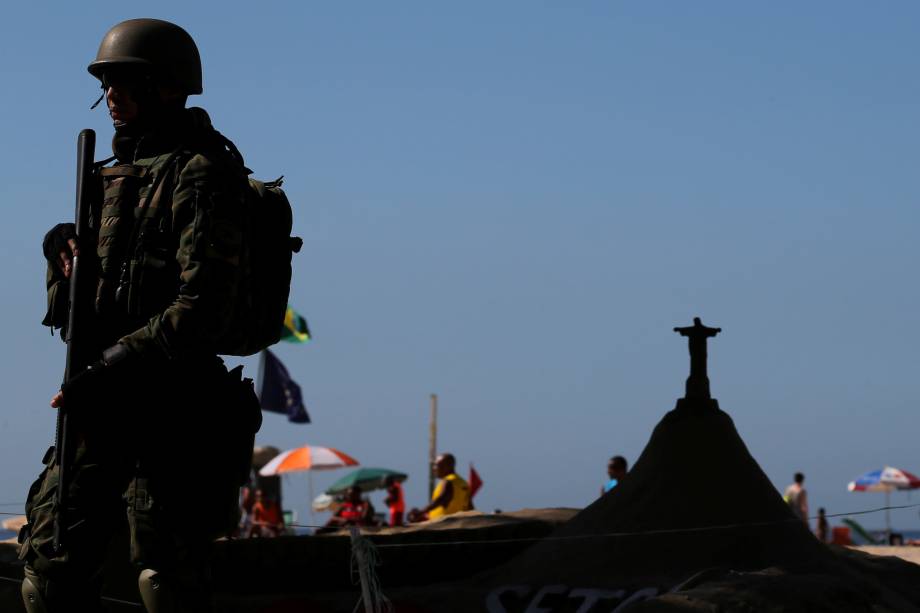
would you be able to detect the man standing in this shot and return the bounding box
[384,475,406,527]
[417,453,472,520]
[784,472,809,525]
[601,455,628,496]
[816,507,829,543]
[20,19,260,612]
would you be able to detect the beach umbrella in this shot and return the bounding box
[847,466,920,492]
[259,445,359,523]
[258,445,359,476]
[325,467,408,495]
[847,466,920,533]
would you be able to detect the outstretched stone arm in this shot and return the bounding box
[674,317,721,338]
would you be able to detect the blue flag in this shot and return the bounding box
[258,349,310,423]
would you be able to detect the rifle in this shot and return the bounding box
[52,129,96,554]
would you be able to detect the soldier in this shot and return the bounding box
[20,19,260,612]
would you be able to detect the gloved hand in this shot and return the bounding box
[42,223,78,279]
[57,343,133,410]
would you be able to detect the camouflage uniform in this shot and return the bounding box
[21,102,259,610]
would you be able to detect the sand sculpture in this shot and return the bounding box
[394,318,920,612]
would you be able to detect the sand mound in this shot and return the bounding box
[480,403,832,588]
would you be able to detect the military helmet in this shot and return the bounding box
[88,18,202,95]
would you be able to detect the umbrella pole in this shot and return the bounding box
[309,471,315,526]
[885,489,891,537]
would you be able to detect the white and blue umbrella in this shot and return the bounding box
[847,466,920,533]
[848,466,920,492]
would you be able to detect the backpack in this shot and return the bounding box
[205,132,302,356]
[90,117,300,357]
[231,175,303,356]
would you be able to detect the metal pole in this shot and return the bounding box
[309,471,315,526]
[886,489,891,536]
[428,393,438,500]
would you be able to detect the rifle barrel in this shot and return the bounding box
[53,128,96,554]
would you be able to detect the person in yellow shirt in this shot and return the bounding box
[416,453,473,520]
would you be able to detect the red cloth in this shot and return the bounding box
[469,464,483,498]
[338,501,369,523]
[388,482,405,513]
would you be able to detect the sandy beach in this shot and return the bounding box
[852,545,920,566]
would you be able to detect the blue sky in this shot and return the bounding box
[1,2,919,531]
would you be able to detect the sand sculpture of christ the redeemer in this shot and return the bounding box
[673,316,721,408]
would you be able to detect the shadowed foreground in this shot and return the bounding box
[3,405,920,611]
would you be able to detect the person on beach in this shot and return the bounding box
[409,453,473,522]
[601,455,628,495]
[816,507,829,543]
[784,472,809,524]
[238,485,255,537]
[325,486,375,529]
[249,490,285,538]
[384,475,406,527]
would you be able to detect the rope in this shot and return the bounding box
[291,502,920,550]
[370,519,805,549]
[348,527,392,613]
[823,502,920,520]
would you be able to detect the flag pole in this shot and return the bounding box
[428,393,438,500]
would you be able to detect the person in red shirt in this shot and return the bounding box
[384,475,406,527]
[249,489,284,537]
[325,486,374,529]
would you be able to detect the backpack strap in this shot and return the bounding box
[114,147,186,306]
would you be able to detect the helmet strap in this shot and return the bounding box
[90,89,105,110]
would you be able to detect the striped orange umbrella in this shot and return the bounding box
[258,445,359,476]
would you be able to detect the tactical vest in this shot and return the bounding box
[95,150,186,339]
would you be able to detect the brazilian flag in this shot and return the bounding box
[280,305,311,343]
